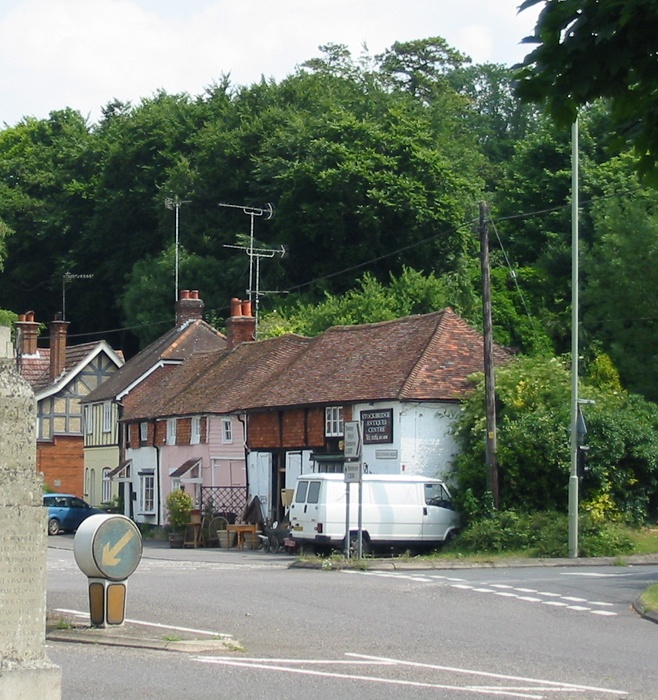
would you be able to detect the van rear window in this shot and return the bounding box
[295,481,308,503]
[307,481,321,504]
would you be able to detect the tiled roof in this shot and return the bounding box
[84,320,226,403]
[122,334,310,420]
[20,341,111,393]
[122,308,512,421]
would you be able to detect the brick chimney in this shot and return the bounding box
[175,289,204,327]
[49,313,69,381]
[15,311,39,356]
[225,297,257,350]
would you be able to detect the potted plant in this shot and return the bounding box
[166,488,194,548]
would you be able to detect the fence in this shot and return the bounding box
[200,486,248,524]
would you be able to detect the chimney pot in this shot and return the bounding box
[190,290,199,300]
[241,301,252,318]
[230,298,242,317]
[175,290,204,326]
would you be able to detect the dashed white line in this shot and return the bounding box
[342,571,619,616]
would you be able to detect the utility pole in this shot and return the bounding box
[479,201,499,509]
[165,196,191,302]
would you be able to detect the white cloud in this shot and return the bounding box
[0,0,540,126]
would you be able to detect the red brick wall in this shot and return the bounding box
[38,435,84,496]
[248,412,281,448]
[177,418,191,445]
[248,406,341,450]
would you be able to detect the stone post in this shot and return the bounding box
[0,326,61,698]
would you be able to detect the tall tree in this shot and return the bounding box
[515,0,658,183]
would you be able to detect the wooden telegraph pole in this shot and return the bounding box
[479,201,499,509]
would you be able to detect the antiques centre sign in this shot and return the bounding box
[360,408,393,444]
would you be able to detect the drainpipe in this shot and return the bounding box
[237,412,249,502]
[152,419,162,527]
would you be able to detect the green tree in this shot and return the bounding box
[0,109,94,318]
[259,267,457,338]
[584,185,658,401]
[454,354,658,523]
[376,37,470,100]
[515,0,658,183]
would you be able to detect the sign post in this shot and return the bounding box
[74,514,142,627]
[343,421,364,558]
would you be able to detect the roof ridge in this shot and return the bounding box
[398,309,448,399]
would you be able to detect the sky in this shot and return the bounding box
[0,0,541,127]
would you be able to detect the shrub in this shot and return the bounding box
[450,510,634,558]
[165,489,193,532]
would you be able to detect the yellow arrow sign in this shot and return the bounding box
[102,530,136,567]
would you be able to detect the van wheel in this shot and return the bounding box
[443,529,458,546]
[346,532,372,557]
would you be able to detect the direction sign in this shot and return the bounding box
[74,514,142,582]
[344,421,362,459]
[344,461,362,483]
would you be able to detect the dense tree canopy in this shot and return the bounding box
[515,0,658,183]
[0,35,657,407]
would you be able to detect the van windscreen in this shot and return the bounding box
[424,482,451,507]
[295,481,308,503]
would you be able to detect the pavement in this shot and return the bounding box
[46,536,658,651]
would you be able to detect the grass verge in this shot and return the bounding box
[639,585,658,615]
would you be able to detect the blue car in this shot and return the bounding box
[43,493,103,535]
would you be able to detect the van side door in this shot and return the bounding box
[422,482,459,542]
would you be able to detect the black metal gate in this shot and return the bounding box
[200,486,247,524]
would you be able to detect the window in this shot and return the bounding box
[424,482,452,508]
[139,472,155,513]
[295,481,308,504]
[103,401,112,433]
[222,418,232,444]
[307,481,321,504]
[191,416,201,445]
[101,467,112,503]
[166,418,176,445]
[139,422,148,443]
[325,406,344,437]
[84,405,92,435]
[296,480,321,504]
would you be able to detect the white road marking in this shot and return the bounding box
[561,572,637,578]
[194,655,545,698]
[342,571,619,616]
[53,607,231,638]
[194,652,628,698]
[349,653,628,696]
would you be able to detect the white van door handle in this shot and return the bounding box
[423,507,428,516]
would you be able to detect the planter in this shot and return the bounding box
[218,531,234,549]
[190,509,202,525]
[169,532,184,548]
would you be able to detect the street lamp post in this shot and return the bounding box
[568,118,580,558]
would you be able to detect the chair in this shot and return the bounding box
[207,516,229,548]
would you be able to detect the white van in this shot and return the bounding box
[289,473,460,554]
